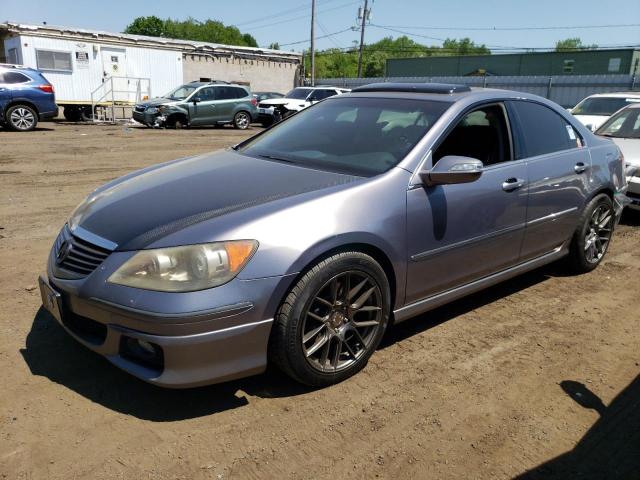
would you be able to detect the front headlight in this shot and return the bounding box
[108,240,258,292]
[146,107,159,114]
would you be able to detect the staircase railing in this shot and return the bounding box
[90,76,151,123]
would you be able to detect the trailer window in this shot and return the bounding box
[36,50,72,72]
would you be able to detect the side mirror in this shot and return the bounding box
[420,155,483,186]
[192,97,201,104]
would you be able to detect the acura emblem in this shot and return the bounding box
[56,240,73,265]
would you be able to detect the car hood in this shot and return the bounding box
[609,137,640,165]
[259,98,307,106]
[136,97,179,108]
[572,114,609,131]
[71,150,360,250]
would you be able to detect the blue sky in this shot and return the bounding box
[1,0,639,52]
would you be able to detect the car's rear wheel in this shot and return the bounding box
[233,111,251,130]
[269,252,391,386]
[567,193,615,273]
[7,104,38,131]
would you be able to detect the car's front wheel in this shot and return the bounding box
[233,111,251,130]
[6,104,38,131]
[567,193,615,273]
[270,252,391,386]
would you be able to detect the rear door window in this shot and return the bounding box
[510,101,580,158]
[2,71,31,84]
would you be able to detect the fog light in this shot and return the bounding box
[119,336,164,371]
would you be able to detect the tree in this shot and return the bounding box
[123,16,258,47]
[306,36,491,79]
[441,38,490,55]
[555,38,598,52]
[123,16,166,37]
[268,42,281,50]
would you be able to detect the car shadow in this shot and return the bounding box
[619,209,640,227]
[380,263,556,348]
[20,307,315,422]
[22,261,564,421]
[514,375,640,479]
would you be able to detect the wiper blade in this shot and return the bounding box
[258,154,295,163]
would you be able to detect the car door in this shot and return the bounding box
[213,86,239,122]
[0,72,13,116]
[508,100,591,261]
[405,103,528,304]
[188,86,217,126]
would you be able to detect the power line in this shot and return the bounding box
[372,23,640,32]
[318,19,345,48]
[233,0,343,27]
[241,0,360,32]
[274,27,354,47]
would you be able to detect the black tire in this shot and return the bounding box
[173,117,186,129]
[233,111,251,130]
[6,104,38,131]
[566,193,615,273]
[79,106,95,122]
[269,252,391,387]
[63,106,81,122]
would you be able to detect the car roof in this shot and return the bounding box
[583,91,640,99]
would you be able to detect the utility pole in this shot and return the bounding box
[310,0,316,86]
[356,0,369,78]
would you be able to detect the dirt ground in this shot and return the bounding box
[1,122,639,480]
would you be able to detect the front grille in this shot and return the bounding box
[258,103,273,109]
[53,227,112,278]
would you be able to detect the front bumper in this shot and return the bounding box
[39,274,276,388]
[132,110,158,126]
[626,173,640,211]
[40,234,294,388]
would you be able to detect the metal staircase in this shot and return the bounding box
[90,76,151,123]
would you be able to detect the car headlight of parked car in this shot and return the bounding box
[146,107,159,114]
[108,240,258,292]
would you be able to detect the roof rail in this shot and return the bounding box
[352,83,472,94]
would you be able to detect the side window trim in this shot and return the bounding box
[429,101,515,169]
[507,99,584,160]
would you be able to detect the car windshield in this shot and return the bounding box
[596,107,640,139]
[572,97,640,116]
[164,85,198,100]
[285,88,313,100]
[238,96,451,176]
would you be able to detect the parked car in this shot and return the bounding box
[257,86,350,126]
[132,81,257,129]
[39,83,627,389]
[0,63,57,131]
[571,92,640,132]
[253,91,284,103]
[595,102,640,210]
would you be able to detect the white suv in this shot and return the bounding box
[257,86,350,126]
[571,92,640,131]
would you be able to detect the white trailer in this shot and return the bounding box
[0,22,301,122]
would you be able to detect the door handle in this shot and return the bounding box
[574,162,589,174]
[502,177,526,192]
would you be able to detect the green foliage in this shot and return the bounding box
[306,36,490,78]
[555,38,598,52]
[123,16,258,47]
[269,42,281,50]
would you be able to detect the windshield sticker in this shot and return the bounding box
[566,125,576,140]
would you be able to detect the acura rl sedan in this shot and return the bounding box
[39,83,628,388]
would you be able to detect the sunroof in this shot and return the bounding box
[352,83,472,94]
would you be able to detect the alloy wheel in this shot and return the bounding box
[584,204,613,264]
[301,271,383,373]
[235,112,250,129]
[10,107,35,130]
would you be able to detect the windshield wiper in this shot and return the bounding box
[257,154,295,163]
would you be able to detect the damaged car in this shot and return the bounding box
[132,81,257,129]
[257,86,349,126]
